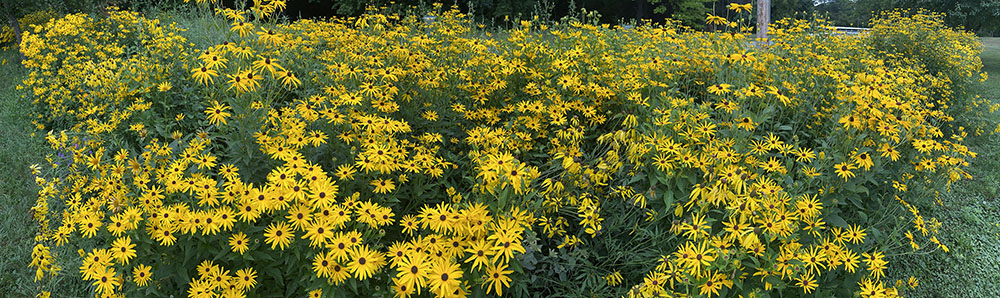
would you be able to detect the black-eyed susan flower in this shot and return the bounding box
[428,258,462,297]
[371,178,395,194]
[92,267,119,296]
[462,239,492,270]
[347,245,384,280]
[395,253,429,293]
[229,232,249,255]
[312,250,337,278]
[798,271,818,293]
[204,100,231,126]
[483,263,513,296]
[278,69,301,88]
[133,264,152,287]
[834,162,857,181]
[110,236,136,265]
[264,221,293,250]
[234,267,257,291]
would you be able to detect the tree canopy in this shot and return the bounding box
[816,0,1000,35]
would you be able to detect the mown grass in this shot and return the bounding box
[0,48,90,297]
[885,37,1000,297]
[0,48,44,296]
[981,37,1000,100]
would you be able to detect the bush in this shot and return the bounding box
[21,2,994,298]
[865,10,992,135]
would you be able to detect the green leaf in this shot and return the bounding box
[764,275,786,288]
[826,213,849,228]
[662,190,675,209]
[856,185,869,196]
[629,172,646,185]
[264,266,284,286]
[657,173,670,186]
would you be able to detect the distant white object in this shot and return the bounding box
[832,26,869,35]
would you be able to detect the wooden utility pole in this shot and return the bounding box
[756,0,770,41]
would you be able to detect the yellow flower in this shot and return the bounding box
[191,65,218,85]
[798,271,818,293]
[110,236,136,265]
[234,267,258,290]
[463,239,493,270]
[862,251,887,281]
[313,250,337,278]
[92,267,120,296]
[157,81,172,91]
[728,3,752,13]
[264,221,293,250]
[422,110,439,121]
[483,263,513,296]
[371,178,396,194]
[278,69,301,88]
[229,232,249,255]
[834,162,857,181]
[395,253,429,293]
[348,245,384,280]
[252,56,281,75]
[845,224,867,244]
[707,83,732,95]
[428,258,462,297]
[705,14,728,26]
[204,100,231,126]
[799,245,827,274]
[854,151,874,171]
[698,271,723,297]
[230,20,254,37]
[133,264,152,287]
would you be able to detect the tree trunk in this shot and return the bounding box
[7,11,25,62]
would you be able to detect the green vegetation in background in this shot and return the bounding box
[814,0,1000,36]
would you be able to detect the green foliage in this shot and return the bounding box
[816,0,1000,36]
[650,0,711,28]
[770,0,815,22]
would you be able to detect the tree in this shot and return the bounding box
[771,0,815,22]
[815,0,1000,35]
[649,0,712,28]
[910,0,1000,35]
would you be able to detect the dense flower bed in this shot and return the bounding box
[21,2,994,297]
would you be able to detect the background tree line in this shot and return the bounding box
[4,0,1000,53]
[290,0,1000,36]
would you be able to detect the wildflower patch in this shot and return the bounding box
[21,2,994,298]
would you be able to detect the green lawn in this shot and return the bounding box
[981,37,1000,100]
[885,38,1000,297]
[0,48,46,296]
[0,49,89,297]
